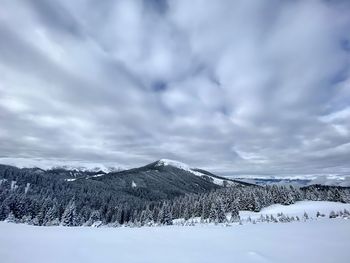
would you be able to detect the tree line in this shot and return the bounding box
[1,169,349,227]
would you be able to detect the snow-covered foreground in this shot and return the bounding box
[1,201,350,263]
[1,220,350,263]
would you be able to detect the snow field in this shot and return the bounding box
[0,220,349,263]
[1,201,350,263]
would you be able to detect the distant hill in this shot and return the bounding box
[0,159,252,204]
[61,159,254,200]
[235,176,350,187]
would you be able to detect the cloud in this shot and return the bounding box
[0,0,349,176]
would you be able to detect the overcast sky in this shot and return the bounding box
[0,0,350,176]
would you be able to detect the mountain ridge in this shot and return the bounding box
[0,159,253,204]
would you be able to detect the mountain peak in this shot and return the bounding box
[153,159,245,187]
[155,159,211,178]
[155,159,192,170]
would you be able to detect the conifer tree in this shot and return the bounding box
[216,200,226,223]
[61,199,78,226]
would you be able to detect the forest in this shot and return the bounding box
[1,164,349,227]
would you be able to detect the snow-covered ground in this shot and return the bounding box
[0,220,349,263]
[240,201,350,220]
[0,201,350,263]
[173,201,350,225]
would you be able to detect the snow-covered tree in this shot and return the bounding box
[61,199,78,226]
[5,211,16,223]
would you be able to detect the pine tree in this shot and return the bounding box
[21,215,32,225]
[209,203,217,223]
[157,206,165,224]
[253,195,261,212]
[61,199,78,226]
[163,205,173,225]
[329,210,337,218]
[230,206,240,223]
[0,200,10,221]
[216,200,226,223]
[85,210,101,226]
[201,200,210,220]
[183,207,190,221]
[141,206,153,226]
[5,211,16,223]
[36,209,45,226]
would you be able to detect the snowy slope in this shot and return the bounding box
[64,173,105,182]
[156,159,209,178]
[156,159,236,186]
[240,201,350,220]
[1,220,349,263]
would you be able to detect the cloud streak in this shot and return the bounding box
[0,0,350,176]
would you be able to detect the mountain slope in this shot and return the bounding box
[91,160,221,200]
[0,159,255,203]
[90,159,257,199]
[139,159,254,187]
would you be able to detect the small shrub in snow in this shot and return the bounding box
[316,211,325,218]
[329,211,337,219]
[259,215,265,223]
[278,214,291,223]
[270,215,278,223]
[91,221,103,228]
[5,212,16,223]
[46,218,60,226]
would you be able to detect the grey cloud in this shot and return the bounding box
[0,0,350,176]
[25,0,85,38]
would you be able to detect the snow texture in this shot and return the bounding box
[0,219,349,263]
[157,159,210,177]
[65,178,77,182]
[10,181,17,191]
[132,181,137,188]
[24,183,30,194]
[65,173,105,182]
[0,179,6,185]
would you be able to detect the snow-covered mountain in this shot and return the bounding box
[0,157,124,174]
[60,158,252,187]
[0,158,251,191]
[154,159,242,187]
[236,175,350,187]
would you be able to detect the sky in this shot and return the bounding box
[0,0,350,176]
